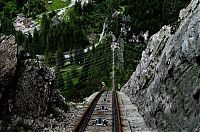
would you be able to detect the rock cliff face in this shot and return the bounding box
[0,36,68,131]
[0,36,18,116]
[122,0,200,131]
[15,59,54,117]
[0,36,55,117]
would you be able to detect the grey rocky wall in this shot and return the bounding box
[121,0,200,131]
[0,36,55,117]
[0,36,68,131]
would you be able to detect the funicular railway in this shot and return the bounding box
[73,90,122,132]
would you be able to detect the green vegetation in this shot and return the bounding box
[0,0,191,102]
[0,15,15,35]
[120,0,190,35]
[46,0,70,11]
[0,0,18,19]
[23,0,46,18]
[62,66,82,85]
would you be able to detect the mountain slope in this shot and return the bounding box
[121,0,200,131]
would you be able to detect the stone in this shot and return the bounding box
[0,36,17,116]
[122,0,200,131]
[15,59,53,117]
[0,36,73,131]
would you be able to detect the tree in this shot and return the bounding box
[66,72,74,90]
[106,0,115,13]
[49,10,57,18]
[44,50,54,66]
[16,0,26,8]
[27,32,33,56]
[41,14,50,32]
[79,63,89,81]
[22,37,29,52]
[72,67,78,78]
[0,1,6,12]
[1,15,15,35]
[15,31,24,45]
[32,28,40,56]
[74,48,85,65]
[22,0,46,17]
[55,48,64,69]
[64,71,75,101]
[55,72,65,91]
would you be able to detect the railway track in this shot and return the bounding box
[73,90,122,132]
[112,90,122,132]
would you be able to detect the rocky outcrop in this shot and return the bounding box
[15,59,54,117]
[122,0,200,131]
[0,35,55,117]
[0,35,69,131]
[0,36,18,116]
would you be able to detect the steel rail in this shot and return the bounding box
[73,90,105,132]
[112,90,122,132]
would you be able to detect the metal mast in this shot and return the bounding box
[111,42,116,91]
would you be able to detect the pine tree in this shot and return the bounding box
[32,28,40,56]
[65,71,74,101]
[55,68,65,92]
[44,50,54,66]
[23,37,29,52]
[15,31,24,45]
[41,14,50,32]
[74,48,84,65]
[16,0,26,8]
[72,67,78,78]
[66,72,73,90]
[1,15,15,35]
[40,32,46,54]
[55,48,64,69]
[27,32,33,56]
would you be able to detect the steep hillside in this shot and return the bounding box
[122,0,200,131]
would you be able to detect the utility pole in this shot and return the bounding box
[117,37,124,71]
[111,42,117,91]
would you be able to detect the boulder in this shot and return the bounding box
[15,59,53,117]
[0,35,66,118]
[0,36,17,116]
